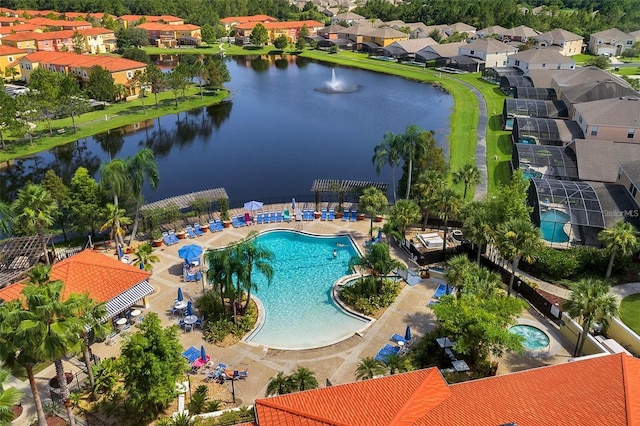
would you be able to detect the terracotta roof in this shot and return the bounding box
[256,354,640,426]
[27,17,91,27]
[236,20,323,30]
[0,249,151,303]
[220,15,276,24]
[118,14,183,23]
[0,24,43,34]
[137,22,200,31]
[19,51,146,72]
[0,45,27,55]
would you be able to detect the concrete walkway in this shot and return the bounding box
[610,282,640,302]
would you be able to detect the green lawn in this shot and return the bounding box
[620,293,640,335]
[613,66,640,76]
[0,88,228,162]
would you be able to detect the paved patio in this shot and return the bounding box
[10,210,575,423]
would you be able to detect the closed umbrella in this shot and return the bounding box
[178,244,203,260]
[177,287,184,302]
[186,300,193,316]
[244,200,264,212]
[405,325,412,342]
[200,345,207,362]
[291,198,296,211]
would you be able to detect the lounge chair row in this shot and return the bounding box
[255,211,287,224]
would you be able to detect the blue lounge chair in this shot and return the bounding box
[185,225,197,238]
[283,209,291,222]
[256,213,264,224]
[433,283,454,299]
[232,216,244,228]
[302,209,310,221]
[182,346,200,363]
[321,209,327,221]
[162,232,173,246]
[209,219,217,231]
[328,209,335,221]
[168,230,179,244]
[391,333,412,346]
[213,219,223,231]
[276,211,283,222]
[306,209,314,221]
[374,344,400,364]
[349,210,357,222]
[342,209,349,221]
[193,223,204,236]
[269,212,277,223]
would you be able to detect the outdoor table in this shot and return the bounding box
[436,337,455,349]
[115,318,127,326]
[184,315,198,325]
[175,301,187,311]
[130,309,141,317]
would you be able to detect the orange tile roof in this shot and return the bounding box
[2,29,74,41]
[137,22,199,32]
[0,45,27,55]
[0,249,151,303]
[26,17,91,28]
[0,16,21,24]
[220,15,277,24]
[236,20,323,31]
[19,51,146,72]
[255,354,640,426]
[0,24,43,34]
[118,14,183,23]
[63,12,104,20]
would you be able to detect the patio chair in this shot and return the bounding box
[194,316,204,328]
[213,219,223,231]
[184,323,193,333]
[185,225,197,238]
[342,209,350,221]
[168,230,180,244]
[276,211,283,222]
[269,211,277,223]
[162,232,173,246]
[321,209,328,221]
[283,209,291,222]
[193,223,204,236]
[244,212,253,225]
[349,210,357,222]
[256,213,264,224]
[391,333,413,347]
[328,209,335,221]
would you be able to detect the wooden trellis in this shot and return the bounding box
[311,179,388,194]
[140,188,229,212]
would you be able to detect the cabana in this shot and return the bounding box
[527,179,605,248]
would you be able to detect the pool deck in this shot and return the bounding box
[14,211,574,421]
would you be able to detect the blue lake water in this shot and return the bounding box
[0,56,453,207]
[246,230,367,349]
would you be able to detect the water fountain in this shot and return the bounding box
[315,69,360,94]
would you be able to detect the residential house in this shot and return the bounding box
[0,249,153,325]
[458,38,518,68]
[317,24,347,40]
[1,28,116,53]
[118,14,184,29]
[382,38,436,59]
[14,10,59,19]
[416,41,466,62]
[235,20,323,43]
[63,12,104,21]
[81,27,117,53]
[503,25,540,42]
[422,24,449,40]
[26,17,92,30]
[16,51,146,97]
[252,353,640,426]
[573,96,640,143]
[534,28,583,56]
[588,28,635,56]
[0,16,22,26]
[0,44,27,78]
[0,32,39,50]
[137,22,202,47]
[0,23,44,39]
[219,15,277,33]
[330,12,366,26]
[631,30,640,43]
[507,49,576,72]
[571,139,640,183]
[617,160,640,208]
[336,23,378,47]
[476,25,508,39]
[362,27,408,48]
[552,67,637,117]
[404,22,430,39]
[444,22,476,37]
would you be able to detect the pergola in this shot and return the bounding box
[0,235,55,288]
[140,188,228,212]
[311,180,388,205]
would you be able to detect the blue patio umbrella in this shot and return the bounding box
[178,244,203,260]
[405,325,412,342]
[243,200,264,212]
[177,287,184,302]
[186,300,193,316]
[377,229,383,240]
[117,244,124,258]
[200,345,207,362]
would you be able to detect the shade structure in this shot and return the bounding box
[405,325,412,342]
[244,200,264,211]
[177,287,184,302]
[178,244,203,260]
[200,345,207,362]
[186,300,193,316]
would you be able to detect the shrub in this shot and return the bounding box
[339,276,401,315]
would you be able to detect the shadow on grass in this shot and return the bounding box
[493,161,511,186]
[497,134,512,156]
[488,114,504,131]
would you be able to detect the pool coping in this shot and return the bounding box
[241,228,375,351]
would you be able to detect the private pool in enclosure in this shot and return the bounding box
[245,231,369,350]
[509,324,551,350]
[540,209,570,243]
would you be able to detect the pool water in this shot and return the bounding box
[246,231,369,349]
[519,137,536,144]
[509,324,551,350]
[523,170,543,180]
[540,209,570,243]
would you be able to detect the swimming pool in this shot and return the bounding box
[540,209,570,243]
[245,231,369,349]
[509,324,550,350]
[523,170,543,180]
[519,137,536,144]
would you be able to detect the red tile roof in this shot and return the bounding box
[0,45,27,55]
[236,20,323,31]
[0,249,151,303]
[137,22,200,32]
[27,17,91,27]
[118,14,183,23]
[0,24,43,34]
[220,15,277,24]
[19,51,146,72]
[255,353,640,426]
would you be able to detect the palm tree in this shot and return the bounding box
[444,255,472,296]
[0,300,48,426]
[564,278,619,357]
[204,247,236,314]
[461,201,492,264]
[0,202,12,235]
[0,366,23,426]
[598,220,639,278]
[349,243,405,293]
[359,187,388,236]
[496,218,544,297]
[100,203,132,255]
[355,357,386,380]
[372,131,403,202]
[432,187,462,260]
[127,148,160,243]
[132,243,160,272]
[12,184,56,264]
[101,158,128,208]
[452,164,481,199]
[463,266,502,299]
[67,293,110,389]
[237,232,275,312]
[381,353,410,375]
[266,372,293,396]
[399,124,427,199]
[20,274,84,426]
[290,366,319,392]
[388,199,421,239]
[413,170,445,231]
